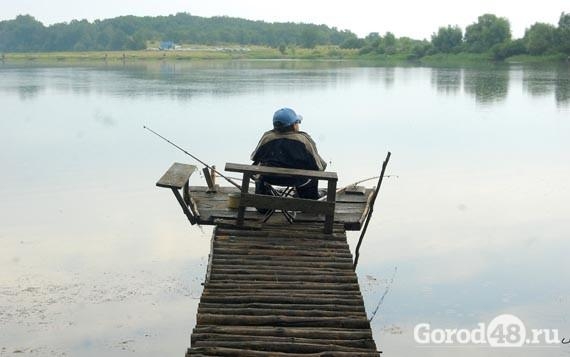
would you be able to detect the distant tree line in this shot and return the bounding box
[1,12,569,60]
[427,13,570,59]
[340,13,570,60]
[0,13,356,51]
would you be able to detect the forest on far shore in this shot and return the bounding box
[1,12,569,61]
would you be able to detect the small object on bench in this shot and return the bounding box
[227,193,240,209]
[225,163,338,234]
[156,162,198,225]
[345,185,367,195]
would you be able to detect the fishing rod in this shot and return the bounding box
[143,125,242,189]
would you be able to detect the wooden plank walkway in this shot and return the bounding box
[186,223,380,356]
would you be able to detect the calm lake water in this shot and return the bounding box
[1,60,569,356]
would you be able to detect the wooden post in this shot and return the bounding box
[236,173,251,226]
[324,178,337,234]
[203,167,215,191]
[211,165,217,186]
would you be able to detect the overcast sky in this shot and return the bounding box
[2,0,568,40]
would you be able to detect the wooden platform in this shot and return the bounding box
[186,224,380,356]
[187,186,374,231]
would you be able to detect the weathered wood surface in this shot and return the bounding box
[225,163,338,181]
[239,193,335,215]
[187,186,373,231]
[186,224,379,356]
[156,162,197,189]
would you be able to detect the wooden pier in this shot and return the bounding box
[156,162,385,356]
[186,224,380,356]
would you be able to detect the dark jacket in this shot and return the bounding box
[250,130,327,171]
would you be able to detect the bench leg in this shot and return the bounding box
[171,188,196,225]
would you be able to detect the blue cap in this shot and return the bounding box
[273,108,303,127]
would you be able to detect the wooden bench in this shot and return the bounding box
[225,163,338,234]
[156,162,198,225]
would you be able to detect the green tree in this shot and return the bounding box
[491,39,526,60]
[397,37,421,54]
[365,32,381,47]
[125,32,146,50]
[408,41,432,59]
[382,32,397,54]
[524,22,557,55]
[557,12,570,54]
[464,14,511,53]
[300,26,319,48]
[0,13,357,52]
[340,37,365,49]
[431,25,463,53]
[0,15,45,51]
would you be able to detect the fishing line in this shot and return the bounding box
[143,125,241,189]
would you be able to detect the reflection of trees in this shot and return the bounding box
[0,68,47,100]
[18,85,43,100]
[555,65,570,107]
[368,67,395,88]
[522,67,556,97]
[522,65,570,106]
[90,61,350,100]
[363,66,394,88]
[463,68,509,104]
[431,68,461,95]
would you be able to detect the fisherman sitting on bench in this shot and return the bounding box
[250,107,327,200]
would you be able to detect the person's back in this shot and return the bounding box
[251,108,326,199]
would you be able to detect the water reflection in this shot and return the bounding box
[104,61,353,100]
[0,68,47,100]
[463,67,509,104]
[2,62,569,107]
[555,65,570,106]
[0,61,400,103]
[365,66,395,87]
[17,85,44,100]
[522,64,570,107]
[523,67,557,97]
[431,68,462,95]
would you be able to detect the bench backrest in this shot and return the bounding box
[225,163,338,233]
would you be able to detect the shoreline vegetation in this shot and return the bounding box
[2,47,567,66]
[1,12,570,65]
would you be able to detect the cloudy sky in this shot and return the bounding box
[2,0,568,39]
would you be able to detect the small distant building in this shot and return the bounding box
[159,41,175,50]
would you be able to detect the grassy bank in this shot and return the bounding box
[419,53,493,66]
[2,46,568,65]
[506,53,569,64]
[0,46,360,63]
